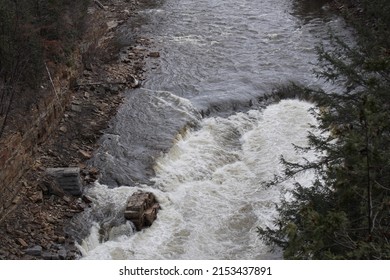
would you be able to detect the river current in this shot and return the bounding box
[72,0,350,259]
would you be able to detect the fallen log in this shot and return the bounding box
[74,75,140,89]
[94,0,106,10]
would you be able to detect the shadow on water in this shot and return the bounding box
[116,0,166,46]
[136,0,166,9]
[291,0,334,23]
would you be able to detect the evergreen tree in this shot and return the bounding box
[258,0,390,259]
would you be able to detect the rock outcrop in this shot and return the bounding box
[124,191,160,231]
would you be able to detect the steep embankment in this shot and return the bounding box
[0,0,153,260]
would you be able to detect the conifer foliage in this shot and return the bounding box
[258,0,390,259]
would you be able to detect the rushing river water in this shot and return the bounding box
[72,0,350,259]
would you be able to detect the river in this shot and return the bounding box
[71,0,350,259]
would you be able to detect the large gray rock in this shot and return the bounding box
[46,167,83,196]
[25,245,42,257]
[124,191,160,231]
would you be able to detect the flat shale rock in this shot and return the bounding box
[46,167,83,196]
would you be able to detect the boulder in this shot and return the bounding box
[46,167,83,196]
[149,51,160,58]
[124,191,160,230]
[25,245,42,257]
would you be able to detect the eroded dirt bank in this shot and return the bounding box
[0,0,155,260]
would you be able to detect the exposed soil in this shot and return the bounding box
[0,0,155,260]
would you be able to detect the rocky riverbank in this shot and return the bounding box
[0,0,155,260]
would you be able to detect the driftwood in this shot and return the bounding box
[74,75,140,89]
[76,81,127,87]
[94,0,106,10]
[45,62,59,100]
[124,191,160,230]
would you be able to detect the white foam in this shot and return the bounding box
[79,99,318,260]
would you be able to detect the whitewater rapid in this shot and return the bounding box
[78,99,318,260]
